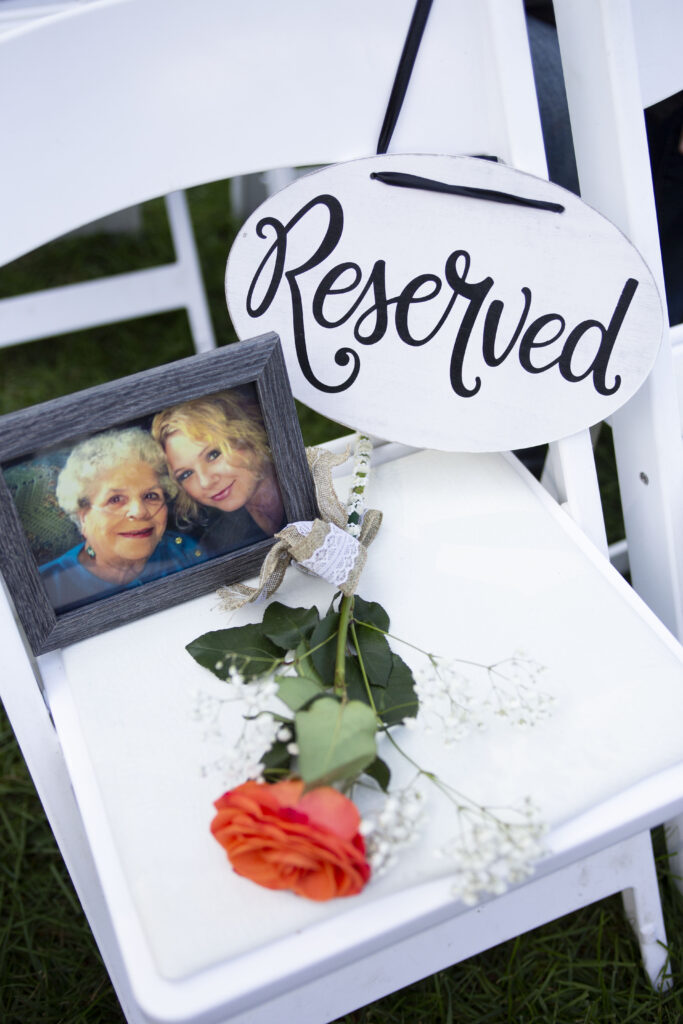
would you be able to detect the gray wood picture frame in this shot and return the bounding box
[0,334,318,654]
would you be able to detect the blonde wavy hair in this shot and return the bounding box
[56,427,177,527]
[151,390,273,524]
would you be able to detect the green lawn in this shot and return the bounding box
[0,182,680,1023]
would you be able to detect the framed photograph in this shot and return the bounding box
[0,333,318,654]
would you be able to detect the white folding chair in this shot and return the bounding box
[554,0,683,898]
[554,0,683,642]
[0,0,216,356]
[1,2,682,1021]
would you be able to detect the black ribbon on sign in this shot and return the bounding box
[376,0,433,155]
[375,0,564,215]
[370,170,565,213]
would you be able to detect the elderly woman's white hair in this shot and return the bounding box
[56,427,178,526]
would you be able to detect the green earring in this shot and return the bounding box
[86,545,96,559]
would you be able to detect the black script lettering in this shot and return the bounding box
[444,250,494,397]
[244,191,638,404]
[312,262,362,327]
[558,278,638,395]
[246,217,289,317]
[354,262,390,343]
[312,260,389,345]
[247,194,360,394]
[518,313,566,373]
[483,288,532,367]
[395,274,447,346]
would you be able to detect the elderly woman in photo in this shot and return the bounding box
[39,428,205,613]
[151,391,285,557]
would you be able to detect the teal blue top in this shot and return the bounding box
[39,532,207,613]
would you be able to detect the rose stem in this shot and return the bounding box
[334,594,354,698]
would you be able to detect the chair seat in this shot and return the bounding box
[42,447,683,1013]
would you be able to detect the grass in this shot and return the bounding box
[0,181,679,1023]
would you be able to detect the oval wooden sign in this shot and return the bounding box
[226,155,663,451]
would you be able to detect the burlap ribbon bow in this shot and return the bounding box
[217,446,382,612]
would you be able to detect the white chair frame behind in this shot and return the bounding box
[555,0,683,900]
[0,1,216,357]
[554,0,683,641]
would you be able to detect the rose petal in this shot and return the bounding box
[297,786,361,840]
[210,780,370,901]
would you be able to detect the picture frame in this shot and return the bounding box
[0,333,319,654]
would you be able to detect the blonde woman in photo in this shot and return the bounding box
[152,390,285,556]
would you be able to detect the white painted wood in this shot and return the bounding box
[0,0,432,263]
[165,191,216,354]
[0,588,145,1023]
[673,325,683,400]
[42,446,683,1017]
[620,831,671,990]
[0,0,92,32]
[554,0,683,912]
[0,0,215,357]
[554,0,683,641]
[0,261,190,348]
[227,153,662,452]
[1,2,682,1020]
[631,0,683,109]
[541,431,608,556]
[0,192,215,355]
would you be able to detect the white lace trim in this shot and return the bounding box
[291,521,359,587]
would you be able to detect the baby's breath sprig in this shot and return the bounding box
[360,782,425,875]
[411,652,555,740]
[437,794,547,905]
[375,730,547,901]
[351,618,555,742]
[192,667,281,788]
[485,654,555,727]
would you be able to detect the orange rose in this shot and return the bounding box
[211,779,371,901]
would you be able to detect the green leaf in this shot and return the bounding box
[343,647,416,727]
[353,595,390,633]
[364,757,392,792]
[295,697,377,788]
[294,639,309,661]
[262,603,320,650]
[186,626,282,681]
[261,741,293,782]
[309,609,340,683]
[373,652,419,727]
[292,640,326,686]
[353,625,392,688]
[276,673,325,712]
[344,655,368,705]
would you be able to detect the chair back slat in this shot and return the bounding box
[0,0,545,264]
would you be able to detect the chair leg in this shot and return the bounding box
[620,831,671,989]
[664,813,683,894]
[164,190,216,354]
[0,595,146,1022]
